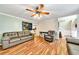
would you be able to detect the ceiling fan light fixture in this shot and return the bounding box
[34,14,42,19]
[26,4,50,19]
[33,14,42,19]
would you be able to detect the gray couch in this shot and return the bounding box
[1,31,34,49]
[66,37,79,55]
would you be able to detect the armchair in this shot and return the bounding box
[44,31,56,42]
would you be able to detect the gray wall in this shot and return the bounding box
[58,15,77,37]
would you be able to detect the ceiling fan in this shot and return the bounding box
[26,4,50,17]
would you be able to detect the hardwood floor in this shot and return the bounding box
[0,36,68,55]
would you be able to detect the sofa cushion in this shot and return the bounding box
[66,38,79,45]
[24,31,30,35]
[3,32,18,38]
[18,31,23,37]
[2,36,10,40]
[20,36,32,40]
[20,36,28,40]
[68,43,79,55]
[28,36,32,38]
[45,36,52,38]
[18,31,30,37]
[10,38,20,43]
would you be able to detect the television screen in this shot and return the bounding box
[22,22,32,30]
[28,23,32,30]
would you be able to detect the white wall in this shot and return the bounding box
[76,15,79,38]
[35,18,58,36]
[58,15,77,37]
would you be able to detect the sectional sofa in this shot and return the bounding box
[1,31,34,49]
[66,37,79,55]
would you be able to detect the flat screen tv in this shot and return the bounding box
[22,21,32,30]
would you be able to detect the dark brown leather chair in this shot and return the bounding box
[44,31,56,42]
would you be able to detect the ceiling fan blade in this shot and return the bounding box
[31,14,37,17]
[39,4,44,10]
[41,12,49,15]
[26,9,36,12]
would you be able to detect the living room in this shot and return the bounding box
[0,4,79,55]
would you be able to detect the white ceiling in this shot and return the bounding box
[0,4,79,21]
